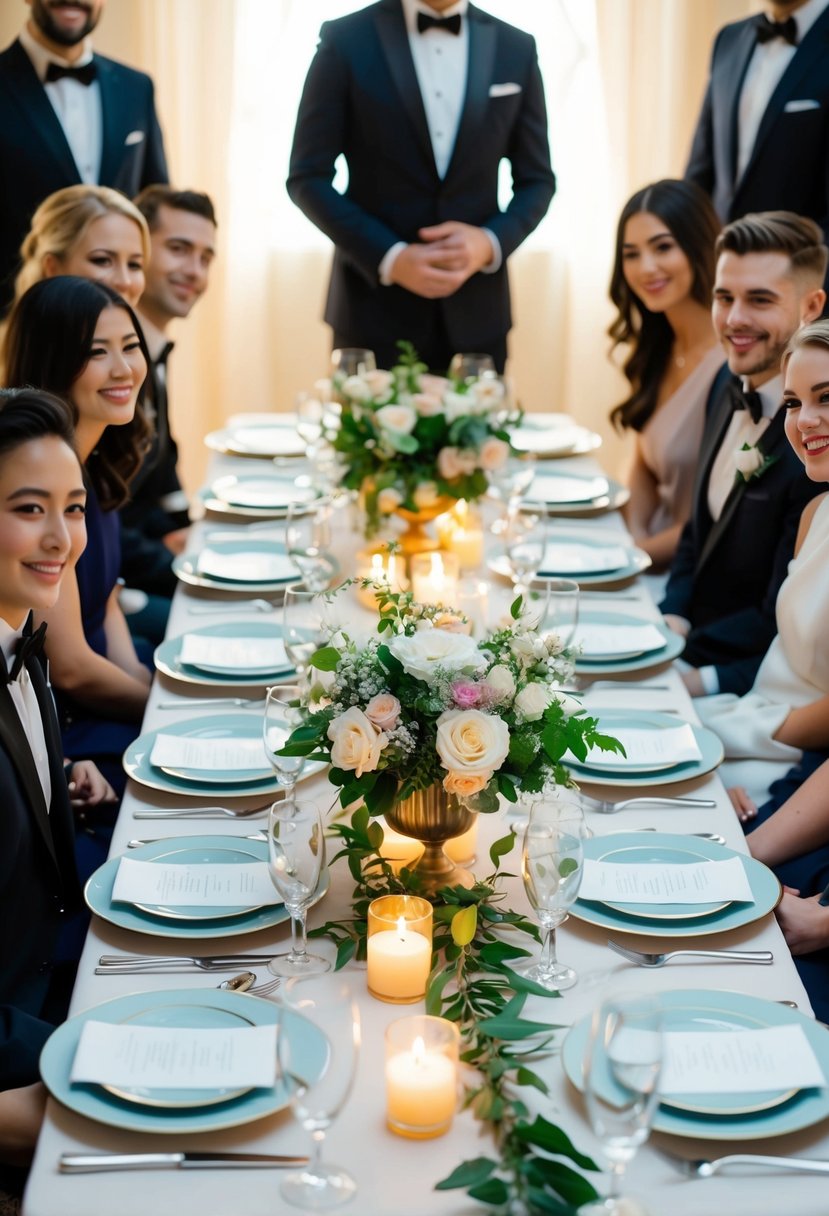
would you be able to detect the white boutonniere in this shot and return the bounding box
[734,442,778,485]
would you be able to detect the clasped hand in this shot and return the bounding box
[391,221,493,298]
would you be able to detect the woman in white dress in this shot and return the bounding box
[609,179,724,570]
[697,320,829,809]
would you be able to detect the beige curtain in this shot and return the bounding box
[0,0,760,492]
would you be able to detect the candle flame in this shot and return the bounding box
[456,499,468,522]
[371,554,384,576]
[412,1035,426,1065]
[396,916,407,941]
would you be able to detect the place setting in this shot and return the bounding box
[154,621,296,689]
[489,530,651,587]
[199,470,321,519]
[521,468,630,517]
[571,610,686,675]
[173,537,300,594]
[510,412,602,459]
[566,707,723,788]
[204,413,308,460]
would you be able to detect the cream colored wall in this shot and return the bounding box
[0,1,760,495]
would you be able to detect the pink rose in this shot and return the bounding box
[365,692,401,731]
[419,373,450,397]
[478,437,510,471]
[438,446,463,480]
[452,680,481,709]
[456,449,478,474]
[413,392,443,417]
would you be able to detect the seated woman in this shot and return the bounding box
[0,389,111,1187]
[609,179,723,570]
[696,320,829,808]
[3,278,152,842]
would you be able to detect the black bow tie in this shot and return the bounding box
[731,382,764,424]
[3,621,47,685]
[45,60,97,86]
[417,11,462,36]
[755,13,798,45]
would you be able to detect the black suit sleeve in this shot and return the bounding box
[659,517,696,620]
[139,78,169,188]
[0,1006,54,1090]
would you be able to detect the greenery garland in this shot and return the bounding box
[313,808,601,1214]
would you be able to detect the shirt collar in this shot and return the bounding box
[744,373,784,420]
[765,0,829,42]
[0,616,26,675]
[402,0,469,35]
[135,311,171,363]
[19,23,94,82]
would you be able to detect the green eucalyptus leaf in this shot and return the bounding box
[308,646,341,672]
[468,1178,510,1205]
[515,1116,600,1170]
[488,832,516,868]
[434,1157,497,1191]
[334,937,356,971]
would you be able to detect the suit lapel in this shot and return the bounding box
[446,5,496,180]
[0,682,58,873]
[3,40,80,182]
[374,1,437,176]
[723,22,759,193]
[743,11,829,181]
[693,376,738,537]
[96,55,121,183]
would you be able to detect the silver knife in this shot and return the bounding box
[60,1152,309,1173]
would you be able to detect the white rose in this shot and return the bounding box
[342,374,373,402]
[443,390,471,422]
[486,664,516,700]
[327,706,386,777]
[413,392,443,417]
[436,708,510,776]
[377,486,403,513]
[376,404,417,436]
[413,480,440,508]
[548,690,582,717]
[734,444,764,477]
[364,369,395,399]
[478,437,510,471]
[514,682,553,721]
[387,630,484,684]
[471,378,506,407]
[419,373,450,397]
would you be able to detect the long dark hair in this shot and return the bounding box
[0,387,78,462]
[608,179,721,433]
[2,277,151,509]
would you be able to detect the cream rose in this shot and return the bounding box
[478,437,510,471]
[443,770,488,797]
[442,390,471,422]
[419,373,450,397]
[327,706,386,777]
[549,690,582,716]
[375,404,417,437]
[436,708,510,776]
[434,612,471,635]
[734,444,764,477]
[364,369,395,399]
[413,481,440,508]
[486,663,516,700]
[341,374,373,402]
[365,693,401,731]
[514,682,553,721]
[413,392,443,417]
[437,447,463,480]
[388,630,484,684]
[456,449,478,475]
[377,486,403,513]
[471,378,506,408]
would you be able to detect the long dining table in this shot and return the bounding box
[21,415,829,1216]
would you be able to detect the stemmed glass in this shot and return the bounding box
[267,798,330,978]
[539,577,580,649]
[285,500,334,591]
[581,994,663,1215]
[521,798,584,991]
[448,352,496,383]
[263,684,306,796]
[331,347,376,379]
[278,975,360,1209]
[502,503,548,605]
[488,452,537,509]
[283,582,329,675]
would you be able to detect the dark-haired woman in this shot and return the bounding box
[609,179,724,570]
[3,277,152,814]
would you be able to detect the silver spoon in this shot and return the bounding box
[216,971,256,992]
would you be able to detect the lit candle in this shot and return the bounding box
[410,551,459,607]
[447,500,484,570]
[444,817,478,865]
[456,577,490,638]
[355,549,407,609]
[377,820,424,873]
[367,916,431,1003]
[385,1017,459,1139]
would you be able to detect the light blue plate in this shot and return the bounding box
[204,423,306,459]
[522,471,630,518]
[561,988,829,1139]
[173,539,296,593]
[569,709,724,787]
[488,539,650,587]
[209,473,318,512]
[571,831,780,938]
[155,622,296,689]
[573,610,685,675]
[85,834,330,939]
[124,713,284,798]
[40,988,327,1133]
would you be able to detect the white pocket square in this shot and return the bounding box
[783,99,820,113]
[124,130,145,146]
[489,82,522,99]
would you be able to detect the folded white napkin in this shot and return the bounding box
[180,634,291,672]
[526,475,608,504]
[150,734,269,773]
[112,856,281,907]
[574,623,666,658]
[584,723,701,769]
[580,855,752,904]
[541,543,628,575]
[196,548,294,582]
[514,425,585,454]
[659,1024,825,1095]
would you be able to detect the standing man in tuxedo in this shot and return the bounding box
[685,0,829,244]
[661,212,826,697]
[0,0,169,311]
[287,0,555,373]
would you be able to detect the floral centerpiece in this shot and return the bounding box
[319,342,517,538]
[280,586,620,835]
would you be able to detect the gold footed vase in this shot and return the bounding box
[394,499,454,556]
[385,783,475,895]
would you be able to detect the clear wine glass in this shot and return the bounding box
[331,347,376,379]
[278,974,360,1209]
[267,798,330,978]
[521,798,584,990]
[488,452,537,510]
[502,503,548,604]
[263,684,306,795]
[283,583,329,674]
[539,577,580,649]
[285,500,334,591]
[581,994,663,1215]
[295,392,325,450]
[448,352,496,384]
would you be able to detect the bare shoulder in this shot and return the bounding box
[794,492,829,555]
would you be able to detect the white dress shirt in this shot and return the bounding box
[379,0,500,283]
[18,24,103,184]
[737,0,829,177]
[0,617,52,811]
[707,375,781,521]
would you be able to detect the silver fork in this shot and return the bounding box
[188,599,276,615]
[133,803,272,820]
[608,940,773,968]
[582,795,717,813]
[97,954,278,973]
[666,1153,829,1178]
[128,833,267,848]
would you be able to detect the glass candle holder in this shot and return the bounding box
[355,549,408,610]
[444,815,478,866]
[377,820,425,874]
[366,896,433,1004]
[385,1015,460,1139]
[410,551,459,607]
[456,577,489,638]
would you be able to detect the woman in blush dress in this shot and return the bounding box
[609,179,723,570]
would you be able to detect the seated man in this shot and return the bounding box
[662,211,826,696]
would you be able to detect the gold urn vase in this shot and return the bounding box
[393,498,454,556]
[384,783,476,894]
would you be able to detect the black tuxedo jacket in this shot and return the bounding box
[685,7,829,241]
[661,368,824,695]
[287,0,555,353]
[0,38,169,311]
[0,649,81,1090]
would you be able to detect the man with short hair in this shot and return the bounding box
[0,0,169,311]
[118,187,217,619]
[661,210,827,696]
